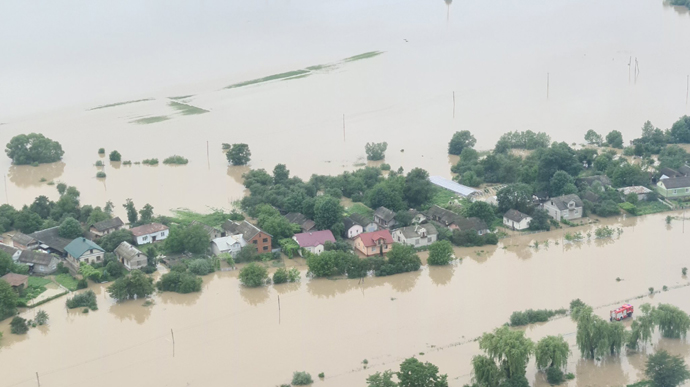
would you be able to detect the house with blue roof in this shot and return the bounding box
[65,237,105,270]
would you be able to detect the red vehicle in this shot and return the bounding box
[610,304,634,321]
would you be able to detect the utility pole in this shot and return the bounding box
[171,329,175,357]
[36,372,40,387]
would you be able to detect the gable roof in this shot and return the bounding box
[114,241,145,261]
[65,237,104,259]
[29,227,72,254]
[284,213,315,232]
[0,243,18,257]
[678,165,690,176]
[660,176,690,189]
[349,213,374,226]
[504,209,531,223]
[293,230,336,247]
[343,216,356,230]
[90,217,124,232]
[396,224,438,239]
[212,235,246,251]
[547,194,584,210]
[660,167,681,178]
[222,220,270,241]
[357,230,394,247]
[617,186,652,195]
[11,232,36,246]
[577,175,612,187]
[374,207,396,222]
[424,205,464,225]
[455,217,489,231]
[1,273,28,287]
[429,176,479,197]
[18,250,55,266]
[130,223,169,237]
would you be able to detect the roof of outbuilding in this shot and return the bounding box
[617,186,653,195]
[11,232,36,246]
[65,237,104,259]
[114,241,145,262]
[503,209,531,223]
[293,230,336,247]
[577,175,612,187]
[429,176,479,197]
[212,235,245,251]
[455,217,489,232]
[90,217,124,232]
[130,223,169,237]
[678,165,690,176]
[1,273,29,287]
[660,176,690,189]
[29,227,72,254]
[547,194,584,211]
[0,243,18,257]
[356,230,394,247]
[660,167,681,178]
[374,207,396,222]
[18,250,55,266]
[396,224,438,239]
[222,220,269,241]
[349,213,374,226]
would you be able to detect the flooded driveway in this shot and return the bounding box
[1,212,689,386]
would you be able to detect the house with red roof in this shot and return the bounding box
[292,230,336,256]
[354,230,394,257]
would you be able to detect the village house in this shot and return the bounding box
[503,209,532,231]
[29,227,72,257]
[65,237,105,270]
[222,220,272,253]
[191,220,225,241]
[618,186,653,201]
[343,216,364,239]
[543,194,584,222]
[354,230,394,257]
[424,205,489,234]
[656,176,690,199]
[17,250,59,275]
[407,209,427,225]
[115,241,148,271]
[392,224,438,247]
[454,217,490,235]
[0,244,21,261]
[284,213,316,233]
[1,273,28,292]
[349,213,378,232]
[659,166,689,180]
[89,217,125,238]
[576,175,612,190]
[293,230,335,256]
[373,206,396,229]
[211,235,246,257]
[130,223,169,245]
[11,232,38,250]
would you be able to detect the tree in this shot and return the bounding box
[658,145,690,169]
[13,208,43,234]
[109,150,121,161]
[574,306,624,358]
[472,326,534,387]
[99,229,135,252]
[107,270,155,300]
[646,350,690,387]
[460,171,483,187]
[123,199,137,224]
[35,310,49,325]
[0,251,12,276]
[0,280,18,321]
[239,263,268,287]
[291,371,314,386]
[0,204,17,232]
[5,133,64,165]
[397,357,448,387]
[427,240,454,266]
[606,130,624,148]
[655,304,690,339]
[585,130,603,145]
[273,268,289,284]
[464,201,496,225]
[273,164,290,184]
[139,204,154,223]
[669,116,690,144]
[235,244,259,263]
[611,164,648,187]
[30,195,53,219]
[578,148,599,168]
[227,143,251,165]
[404,168,434,208]
[448,131,477,155]
[104,200,114,215]
[365,142,388,161]
[367,370,397,387]
[258,214,299,245]
[549,170,577,197]
[10,316,28,334]
[376,244,421,276]
[86,207,110,226]
[314,195,343,231]
[496,184,533,214]
[187,259,214,275]
[535,336,570,370]
[628,303,657,350]
[156,271,202,293]
[58,216,83,239]
[183,223,209,254]
[56,182,67,196]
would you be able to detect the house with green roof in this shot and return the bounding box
[65,237,105,270]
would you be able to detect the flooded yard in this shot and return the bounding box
[1,212,689,386]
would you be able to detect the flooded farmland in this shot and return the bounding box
[2,0,690,214]
[1,212,689,387]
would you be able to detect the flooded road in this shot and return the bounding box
[1,212,689,386]
[2,0,690,213]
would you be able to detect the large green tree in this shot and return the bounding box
[472,326,534,387]
[367,370,397,387]
[585,130,603,145]
[397,358,448,387]
[606,130,624,148]
[404,168,434,208]
[29,195,53,219]
[107,270,155,300]
[239,263,268,287]
[13,207,43,234]
[669,116,690,144]
[139,204,154,223]
[58,216,83,239]
[496,184,533,213]
[535,336,570,370]
[448,131,477,155]
[655,304,690,339]
[5,133,64,165]
[549,170,577,197]
[646,350,690,387]
[99,229,135,252]
[314,195,343,231]
[123,199,137,224]
[427,240,454,266]
[0,280,18,321]
[365,142,388,161]
[464,201,496,225]
[227,143,251,165]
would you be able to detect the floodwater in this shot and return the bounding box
[1,211,689,386]
[2,0,690,214]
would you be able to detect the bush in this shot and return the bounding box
[66,290,98,310]
[109,150,121,161]
[273,268,289,284]
[546,367,565,385]
[239,263,268,287]
[427,240,454,266]
[96,171,106,178]
[123,160,132,165]
[10,316,29,334]
[35,310,49,325]
[510,309,567,326]
[98,148,105,154]
[291,371,313,386]
[365,142,388,161]
[619,202,638,215]
[142,158,159,165]
[318,372,325,378]
[380,163,391,171]
[95,160,104,167]
[163,155,189,165]
[187,259,214,275]
[76,279,88,290]
[6,133,64,165]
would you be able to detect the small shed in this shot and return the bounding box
[503,209,532,231]
[1,273,29,291]
[617,186,653,201]
[114,241,148,271]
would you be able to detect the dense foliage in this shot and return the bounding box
[448,131,477,155]
[66,290,98,310]
[227,143,251,165]
[471,326,534,387]
[5,133,64,165]
[367,358,448,387]
[156,270,202,293]
[58,216,83,239]
[10,316,29,334]
[366,142,388,161]
[645,350,690,387]
[0,280,18,321]
[535,336,570,370]
[239,263,268,287]
[427,240,454,266]
[509,309,567,326]
[107,270,155,300]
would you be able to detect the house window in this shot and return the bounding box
[143,236,148,241]
[253,240,257,244]
[263,238,268,243]
[674,190,677,194]
[415,239,419,245]
[371,247,376,252]
[427,237,432,242]
[263,246,268,251]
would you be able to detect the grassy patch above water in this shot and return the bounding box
[55,274,78,291]
[282,73,312,81]
[225,70,311,89]
[636,201,671,216]
[343,51,383,62]
[170,208,244,227]
[89,98,153,110]
[130,116,170,125]
[430,188,460,207]
[163,155,189,165]
[168,95,195,100]
[168,101,209,115]
[29,277,52,287]
[346,203,374,217]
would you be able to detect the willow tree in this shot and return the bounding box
[472,326,533,387]
[576,306,628,358]
[535,336,570,370]
[628,304,657,350]
[655,304,690,339]
[604,322,627,356]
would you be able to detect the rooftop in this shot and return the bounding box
[396,224,438,239]
[357,230,394,247]
[374,206,395,222]
[504,209,531,223]
[222,220,270,241]
[65,237,104,259]
[130,223,169,237]
[547,194,584,211]
[90,217,124,232]
[212,235,246,251]
[114,241,145,261]
[18,250,55,266]
[429,175,479,197]
[293,230,336,247]
[29,227,72,254]
[11,232,36,246]
[617,186,653,195]
[1,273,28,287]
[660,176,690,189]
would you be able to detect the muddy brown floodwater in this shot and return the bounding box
[1,211,689,387]
[2,0,690,215]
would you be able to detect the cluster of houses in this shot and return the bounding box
[0,217,171,277]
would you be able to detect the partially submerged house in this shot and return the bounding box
[503,209,532,231]
[222,220,272,254]
[65,237,105,270]
[424,205,488,234]
[1,273,28,292]
[656,177,690,199]
[89,217,125,238]
[349,213,378,233]
[293,230,336,256]
[17,250,59,275]
[191,220,224,241]
[373,206,396,229]
[211,235,246,257]
[130,223,169,245]
[284,213,316,233]
[354,230,394,257]
[392,224,438,247]
[543,194,584,222]
[11,232,38,250]
[29,227,72,257]
[343,216,364,239]
[114,241,148,271]
[618,186,653,201]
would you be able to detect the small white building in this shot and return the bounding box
[617,186,653,201]
[114,241,148,271]
[293,230,336,256]
[130,223,169,245]
[392,224,438,248]
[543,194,583,222]
[211,235,246,257]
[342,217,364,239]
[503,209,532,231]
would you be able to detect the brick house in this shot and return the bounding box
[222,220,272,254]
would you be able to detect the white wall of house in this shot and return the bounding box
[346,225,363,239]
[211,241,241,257]
[123,256,147,271]
[136,230,169,245]
[503,217,531,230]
[68,249,104,267]
[301,244,325,256]
[392,231,436,247]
